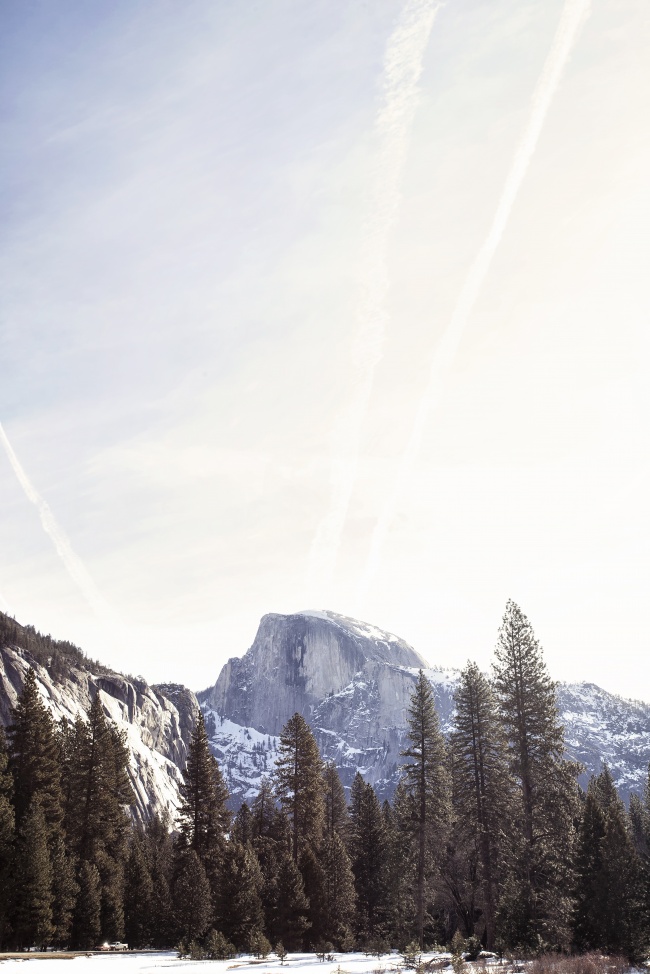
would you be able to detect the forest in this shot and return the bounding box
[0,601,648,961]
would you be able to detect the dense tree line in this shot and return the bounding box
[1,600,649,959]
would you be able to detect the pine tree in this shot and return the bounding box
[573,768,646,960]
[62,696,133,944]
[215,841,265,950]
[251,777,277,841]
[318,831,356,949]
[143,814,174,948]
[348,774,389,944]
[274,713,325,863]
[450,662,513,948]
[299,844,325,948]
[271,852,310,950]
[50,830,78,948]
[177,711,231,898]
[11,798,54,949]
[572,787,606,951]
[492,601,581,951]
[0,726,15,949]
[323,763,349,840]
[383,786,417,947]
[7,667,63,834]
[232,802,253,846]
[72,860,102,949]
[401,670,451,948]
[173,849,212,943]
[124,834,153,948]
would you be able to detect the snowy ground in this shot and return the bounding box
[0,952,455,974]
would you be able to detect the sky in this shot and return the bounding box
[1,0,649,701]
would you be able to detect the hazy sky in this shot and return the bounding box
[1,0,649,700]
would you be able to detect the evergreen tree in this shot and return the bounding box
[348,774,389,944]
[401,670,451,948]
[177,711,231,898]
[11,798,54,949]
[572,787,606,951]
[143,814,174,948]
[450,662,513,948]
[492,601,581,951]
[0,726,15,948]
[232,802,253,846]
[383,785,417,947]
[299,844,325,948]
[215,841,265,950]
[250,777,277,838]
[7,667,63,834]
[72,860,102,949]
[318,832,356,949]
[323,762,349,840]
[274,713,325,863]
[50,830,78,948]
[63,696,133,864]
[173,849,212,943]
[124,834,153,948]
[271,853,310,950]
[62,696,133,944]
[573,768,646,960]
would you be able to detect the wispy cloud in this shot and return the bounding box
[356,0,592,605]
[306,0,440,602]
[0,421,114,621]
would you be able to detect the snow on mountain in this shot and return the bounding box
[0,636,199,823]
[2,609,649,817]
[558,682,650,802]
[199,611,650,807]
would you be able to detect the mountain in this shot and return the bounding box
[2,608,649,818]
[0,612,198,822]
[198,609,650,806]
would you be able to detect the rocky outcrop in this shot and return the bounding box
[199,611,650,807]
[199,610,442,800]
[0,643,198,822]
[199,609,427,734]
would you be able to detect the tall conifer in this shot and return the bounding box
[450,662,513,948]
[401,670,451,948]
[177,710,231,900]
[492,601,580,951]
[12,798,54,949]
[349,774,388,944]
[274,713,325,862]
[8,667,63,833]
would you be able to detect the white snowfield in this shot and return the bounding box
[0,951,457,973]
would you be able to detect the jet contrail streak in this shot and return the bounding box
[0,421,112,619]
[306,0,440,602]
[356,0,592,606]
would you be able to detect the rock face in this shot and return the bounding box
[199,610,650,807]
[198,610,448,800]
[0,642,198,823]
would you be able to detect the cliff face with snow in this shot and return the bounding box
[0,642,198,822]
[2,609,649,817]
[198,610,457,802]
[199,611,650,807]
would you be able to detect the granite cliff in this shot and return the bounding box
[0,613,198,822]
[199,610,650,807]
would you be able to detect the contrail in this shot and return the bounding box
[356,0,592,605]
[306,0,441,601]
[0,421,113,619]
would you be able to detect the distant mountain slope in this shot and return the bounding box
[199,610,650,806]
[0,611,198,822]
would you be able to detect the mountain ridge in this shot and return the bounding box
[1,607,649,818]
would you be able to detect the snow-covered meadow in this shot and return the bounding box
[0,952,453,974]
